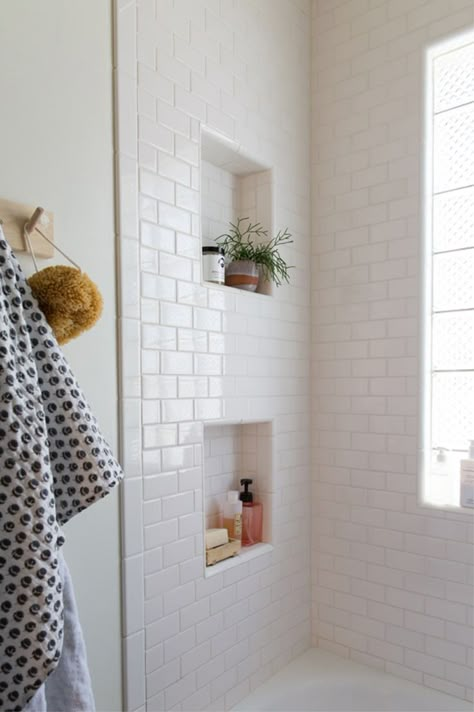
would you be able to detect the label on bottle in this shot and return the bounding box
[203,253,225,284]
[234,513,242,537]
[460,461,474,508]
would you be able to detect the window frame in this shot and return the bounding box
[420,29,474,511]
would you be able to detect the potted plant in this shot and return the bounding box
[216,217,293,292]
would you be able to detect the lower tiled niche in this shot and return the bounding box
[203,419,274,575]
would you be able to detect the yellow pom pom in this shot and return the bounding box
[28,266,103,345]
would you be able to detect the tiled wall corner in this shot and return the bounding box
[115,1,146,710]
[311,0,474,702]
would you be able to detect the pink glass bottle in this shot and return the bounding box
[239,478,263,546]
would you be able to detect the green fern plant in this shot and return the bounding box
[216,217,293,287]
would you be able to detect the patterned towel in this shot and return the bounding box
[0,231,123,711]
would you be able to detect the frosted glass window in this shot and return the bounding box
[432,312,474,371]
[432,249,474,312]
[433,104,474,193]
[433,187,474,252]
[431,373,474,451]
[434,42,474,112]
[422,33,474,508]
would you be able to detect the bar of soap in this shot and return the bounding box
[205,528,229,550]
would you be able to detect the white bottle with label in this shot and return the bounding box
[431,447,451,505]
[460,440,474,508]
[222,491,242,542]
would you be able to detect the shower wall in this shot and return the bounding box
[116,1,312,710]
[311,0,474,701]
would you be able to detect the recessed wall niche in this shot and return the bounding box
[203,420,274,572]
[201,127,273,296]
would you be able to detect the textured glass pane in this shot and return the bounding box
[433,103,474,193]
[431,372,474,451]
[433,187,474,253]
[433,249,474,312]
[434,42,474,113]
[432,311,474,370]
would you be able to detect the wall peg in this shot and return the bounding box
[0,198,54,258]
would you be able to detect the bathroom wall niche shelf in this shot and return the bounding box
[203,419,274,577]
[205,542,274,578]
[200,127,274,297]
[202,278,274,299]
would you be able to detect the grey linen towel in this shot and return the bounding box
[24,553,95,712]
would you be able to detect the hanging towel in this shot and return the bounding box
[23,552,95,712]
[0,230,122,711]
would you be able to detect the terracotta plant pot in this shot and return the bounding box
[225,260,259,291]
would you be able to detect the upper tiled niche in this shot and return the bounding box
[201,127,273,296]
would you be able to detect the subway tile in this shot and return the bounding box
[160,251,193,281]
[142,324,176,351]
[178,328,208,353]
[161,398,194,423]
[138,115,173,152]
[140,170,174,203]
[142,272,176,301]
[159,202,192,233]
[145,519,178,550]
[161,352,193,375]
[158,151,191,185]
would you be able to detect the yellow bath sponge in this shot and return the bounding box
[28,265,103,345]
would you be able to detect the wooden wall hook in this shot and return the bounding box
[25,206,46,235]
[0,198,54,258]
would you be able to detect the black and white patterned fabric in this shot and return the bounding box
[0,232,122,711]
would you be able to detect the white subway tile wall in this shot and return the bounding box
[312,0,474,702]
[117,0,474,707]
[116,0,311,710]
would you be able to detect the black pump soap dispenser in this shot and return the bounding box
[239,478,253,503]
[239,478,262,546]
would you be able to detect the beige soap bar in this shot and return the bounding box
[205,528,229,550]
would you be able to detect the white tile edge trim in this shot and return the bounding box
[205,543,274,578]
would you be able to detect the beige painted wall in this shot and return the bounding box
[0,3,122,710]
